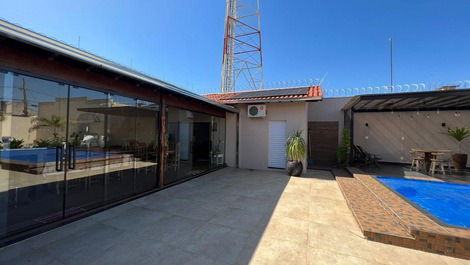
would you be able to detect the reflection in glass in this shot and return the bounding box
[105,95,137,201]
[164,107,224,184]
[134,100,159,193]
[211,117,226,168]
[64,86,108,214]
[0,72,68,236]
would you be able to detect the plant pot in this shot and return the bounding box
[452,153,468,171]
[287,160,303,176]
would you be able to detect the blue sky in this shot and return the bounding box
[1,0,469,94]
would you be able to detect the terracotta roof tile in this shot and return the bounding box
[204,86,322,104]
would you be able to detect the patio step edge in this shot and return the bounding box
[336,176,414,240]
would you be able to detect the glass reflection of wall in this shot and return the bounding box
[106,95,137,201]
[0,72,68,237]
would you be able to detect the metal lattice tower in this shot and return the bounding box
[221,0,263,93]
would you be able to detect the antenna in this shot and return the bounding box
[221,0,263,93]
[389,37,393,92]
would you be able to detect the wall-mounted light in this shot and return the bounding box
[426,114,430,119]
[365,123,369,127]
[437,109,440,115]
[454,111,461,117]
[441,122,446,127]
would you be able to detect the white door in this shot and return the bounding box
[268,121,287,168]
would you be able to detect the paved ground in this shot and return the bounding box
[0,168,468,265]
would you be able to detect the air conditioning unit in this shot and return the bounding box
[247,105,266,118]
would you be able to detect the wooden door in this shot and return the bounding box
[308,121,339,168]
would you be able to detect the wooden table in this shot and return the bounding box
[411,148,452,171]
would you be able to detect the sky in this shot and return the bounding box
[1,0,470,95]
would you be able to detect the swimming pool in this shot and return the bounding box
[0,148,111,163]
[377,177,470,228]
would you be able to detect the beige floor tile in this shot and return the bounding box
[247,237,308,265]
[307,248,382,265]
[260,216,309,245]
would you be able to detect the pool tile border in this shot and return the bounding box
[337,174,470,260]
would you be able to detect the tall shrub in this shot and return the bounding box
[337,128,351,167]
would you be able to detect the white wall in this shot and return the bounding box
[236,102,308,171]
[354,110,470,166]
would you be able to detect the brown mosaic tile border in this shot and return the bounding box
[336,177,412,238]
[336,174,470,259]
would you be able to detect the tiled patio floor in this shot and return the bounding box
[0,168,468,265]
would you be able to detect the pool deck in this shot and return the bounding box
[1,168,468,264]
[337,173,470,259]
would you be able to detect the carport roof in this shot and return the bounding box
[342,89,470,112]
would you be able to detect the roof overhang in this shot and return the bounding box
[0,19,237,113]
[342,89,470,112]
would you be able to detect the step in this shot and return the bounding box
[336,176,413,240]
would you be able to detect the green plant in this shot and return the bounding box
[9,138,24,149]
[33,139,52,148]
[29,115,65,139]
[337,128,351,167]
[286,130,306,161]
[447,127,470,153]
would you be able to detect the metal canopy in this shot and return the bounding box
[343,89,470,112]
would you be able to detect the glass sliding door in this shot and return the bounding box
[0,72,68,236]
[134,100,159,193]
[105,95,137,201]
[192,112,211,174]
[211,116,226,169]
[64,86,108,215]
[164,107,216,184]
[0,70,163,240]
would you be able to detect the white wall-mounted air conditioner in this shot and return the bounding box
[247,105,266,118]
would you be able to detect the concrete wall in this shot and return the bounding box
[354,111,470,166]
[236,102,308,171]
[225,112,237,167]
[308,97,351,141]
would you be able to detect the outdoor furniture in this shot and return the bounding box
[411,148,452,172]
[410,150,425,172]
[429,152,452,176]
[353,145,381,167]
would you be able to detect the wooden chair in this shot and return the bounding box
[429,152,452,176]
[409,150,425,172]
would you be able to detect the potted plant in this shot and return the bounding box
[286,130,306,176]
[447,127,470,171]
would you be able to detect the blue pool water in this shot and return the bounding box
[377,177,470,228]
[0,148,111,163]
